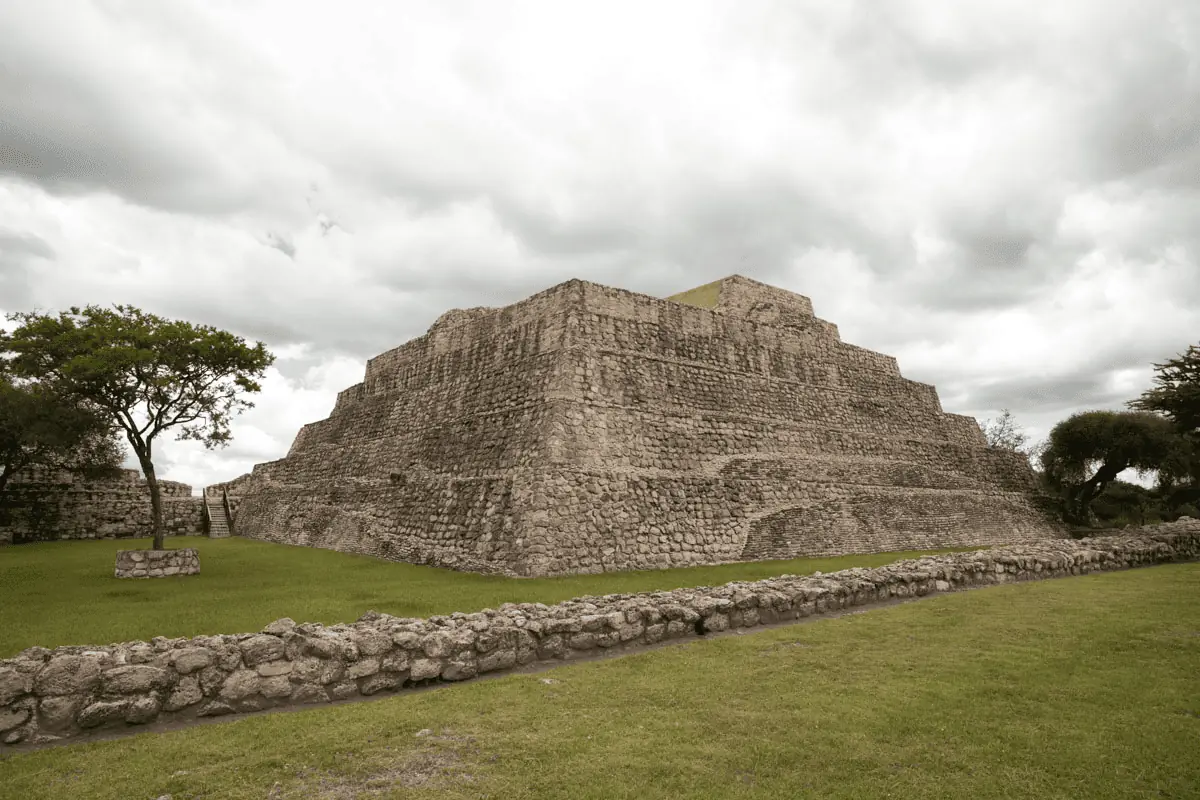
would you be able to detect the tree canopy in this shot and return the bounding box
[1128,343,1200,435]
[1,305,274,549]
[0,371,125,495]
[1040,410,1185,525]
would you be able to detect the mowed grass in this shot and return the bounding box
[0,536,968,656]
[2,564,1197,799]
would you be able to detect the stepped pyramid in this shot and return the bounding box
[233,275,1062,576]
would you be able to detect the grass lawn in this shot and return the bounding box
[0,536,968,657]
[1,563,1196,799]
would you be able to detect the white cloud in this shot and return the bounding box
[0,0,1196,494]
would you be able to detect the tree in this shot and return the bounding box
[1128,343,1200,435]
[0,372,125,495]
[1040,410,1183,525]
[1,305,274,549]
[980,408,1031,452]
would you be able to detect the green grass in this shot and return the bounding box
[2,564,1197,799]
[0,536,965,656]
[665,278,724,309]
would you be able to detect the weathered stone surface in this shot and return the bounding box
[1,522,1196,747]
[164,676,203,712]
[78,700,131,729]
[256,661,294,677]
[102,665,169,695]
[381,650,410,673]
[115,548,200,579]
[172,648,215,675]
[0,467,203,544]
[409,658,443,681]
[38,696,83,731]
[290,683,326,704]
[291,657,344,686]
[262,618,296,636]
[34,656,102,696]
[0,705,31,732]
[478,648,517,673]
[260,676,292,699]
[197,700,235,717]
[359,672,402,695]
[198,665,226,697]
[125,695,161,724]
[0,668,31,706]
[441,653,477,681]
[229,275,1066,577]
[346,658,380,679]
[239,635,285,666]
[328,681,358,700]
[219,670,262,702]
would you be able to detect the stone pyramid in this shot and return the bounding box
[233,275,1061,576]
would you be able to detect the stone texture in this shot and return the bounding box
[33,656,101,696]
[239,635,285,666]
[0,467,203,544]
[37,696,83,731]
[227,275,1066,577]
[172,648,215,675]
[164,676,202,712]
[101,665,170,694]
[0,669,31,706]
[114,549,200,579]
[0,520,1195,746]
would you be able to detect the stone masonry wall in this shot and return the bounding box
[1,520,1196,746]
[0,467,204,545]
[234,275,1065,576]
[114,548,201,579]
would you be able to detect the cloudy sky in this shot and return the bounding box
[2,0,1197,493]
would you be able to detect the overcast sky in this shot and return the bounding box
[2,0,1197,493]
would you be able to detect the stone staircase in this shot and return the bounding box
[205,495,232,538]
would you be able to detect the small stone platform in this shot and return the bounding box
[114,549,200,579]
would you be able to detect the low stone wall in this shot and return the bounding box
[0,467,204,544]
[1,519,1196,747]
[114,549,200,579]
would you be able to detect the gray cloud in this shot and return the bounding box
[264,232,296,259]
[0,0,1196,490]
[0,230,55,312]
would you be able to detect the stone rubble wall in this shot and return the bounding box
[114,548,201,579]
[233,275,1065,576]
[1,519,1196,747]
[0,467,204,545]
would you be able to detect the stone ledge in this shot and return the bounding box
[1,518,1196,746]
[114,549,200,579]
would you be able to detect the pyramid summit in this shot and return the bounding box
[230,275,1062,576]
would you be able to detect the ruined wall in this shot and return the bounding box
[235,275,1065,576]
[114,548,201,579]
[0,467,204,545]
[1,521,1196,746]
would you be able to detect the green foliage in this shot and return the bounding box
[0,305,274,548]
[0,372,124,494]
[1089,480,1163,527]
[1040,410,1183,525]
[1128,343,1200,434]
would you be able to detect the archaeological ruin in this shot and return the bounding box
[4,521,1197,746]
[0,467,204,545]
[227,275,1065,577]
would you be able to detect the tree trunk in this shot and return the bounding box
[137,455,166,550]
[1072,460,1127,525]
